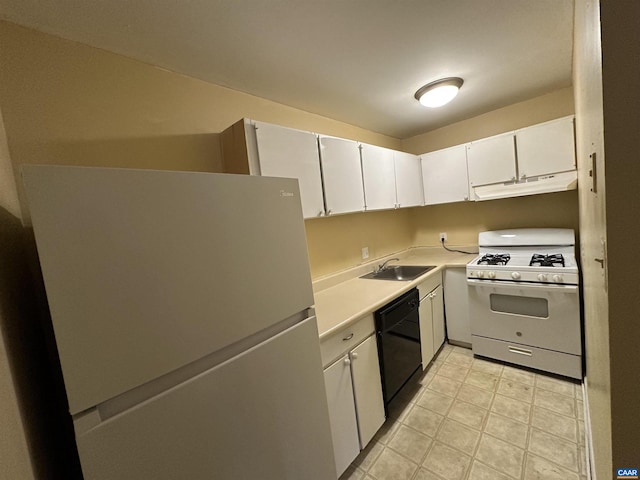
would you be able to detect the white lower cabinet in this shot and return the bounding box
[323,354,360,476]
[350,335,386,447]
[417,273,445,369]
[321,316,385,477]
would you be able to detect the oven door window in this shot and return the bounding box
[489,293,549,318]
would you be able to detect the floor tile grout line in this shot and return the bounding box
[476,430,528,479]
[525,451,583,478]
[389,378,446,472]
[458,356,496,480]
[527,426,583,474]
[531,397,581,420]
[469,349,529,480]
[423,347,475,480]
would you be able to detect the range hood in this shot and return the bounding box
[470,170,578,201]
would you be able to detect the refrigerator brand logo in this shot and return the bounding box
[617,469,638,479]
[279,190,294,198]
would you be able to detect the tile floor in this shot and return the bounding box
[340,343,587,480]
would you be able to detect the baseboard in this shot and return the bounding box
[447,339,472,349]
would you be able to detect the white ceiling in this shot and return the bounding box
[0,0,574,139]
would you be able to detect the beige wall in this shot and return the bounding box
[412,190,579,248]
[401,87,575,154]
[305,208,414,278]
[0,21,400,222]
[0,20,408,281]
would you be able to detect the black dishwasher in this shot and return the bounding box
[375,288,421,411]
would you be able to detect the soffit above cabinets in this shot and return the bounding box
[0,0,574,139]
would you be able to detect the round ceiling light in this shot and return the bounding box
[414,77,464,108]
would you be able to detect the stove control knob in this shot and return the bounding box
[537,273,547,282]
[511,272,521,280]
[553,274,563,283]
[477,271,485,278]
[487,271,496,279]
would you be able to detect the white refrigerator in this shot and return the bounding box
[22,165,337,480]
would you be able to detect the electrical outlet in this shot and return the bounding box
[361,247,369,260]
[439,232,447,242]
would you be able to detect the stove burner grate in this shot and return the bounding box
[530,253,565,267]
[477,253,511,266]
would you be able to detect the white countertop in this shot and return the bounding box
[313,247,476,340]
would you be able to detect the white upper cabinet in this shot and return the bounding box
[420,145,470,205]
[318,136,365,215]
[466,131,517,187]
[515,116,576,179]
[393,151,424,208]
[360,143,396,211]
[252,121,325,219]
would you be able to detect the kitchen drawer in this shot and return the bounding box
[320,314,375,368]
[472,335,582,380]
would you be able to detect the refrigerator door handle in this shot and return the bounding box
[94,309,314,423]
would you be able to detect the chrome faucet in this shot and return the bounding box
[375,258,399,273]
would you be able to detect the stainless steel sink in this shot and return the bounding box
[360,265,436,281]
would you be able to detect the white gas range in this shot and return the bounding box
[467,228,583,379]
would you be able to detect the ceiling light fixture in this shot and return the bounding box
[414,77,464,108]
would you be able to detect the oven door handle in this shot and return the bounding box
[467,278,579,294]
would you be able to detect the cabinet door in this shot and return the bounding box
[444,268,472,344]
[324,355,360,477]
[360,143,396,210]
[466,132,517,187]
[350,335,386,449]
[393,151,424,208]
[418,294,435,369]
[515,116,576,179]
[421,145,470,205]
[431,285,445,353]
[318,136,365,215]
[253,121,325,219]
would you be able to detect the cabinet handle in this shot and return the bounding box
[342,333,354,341]
[508,346,532,356]
[351,352,358,360]
[344,357,351,366]
[318,210,324,217]
[326,209,332,215]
